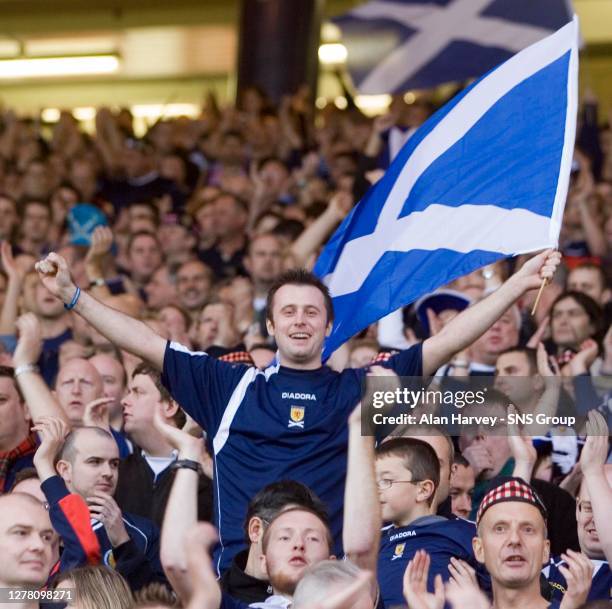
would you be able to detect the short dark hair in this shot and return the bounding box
[273,219,305,241]
[129,201,160,227]
[158,304,192,332]
[551,290,603,337]
[497,346,538,375]
[452,453,470,468]
[261,506,333,555]
[131,362,185,428]
[132,362,171,402]
[58,426,116,464]
[0,365,24,402]
[18,198,51,219]
[265,269,334,325]
[376,437,440,506]
[569,263,608,290]
[127,230,161,255]
[244,480,329,545]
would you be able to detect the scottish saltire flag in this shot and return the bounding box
[334,0,573,93]
[315,18,578,359]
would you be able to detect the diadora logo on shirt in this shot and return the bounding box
[389,530,416,542]
[288,406,305,429]
[282,392,317,401]
[391,543,406,560]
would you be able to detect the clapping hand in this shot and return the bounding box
[403,550,445,609]
[579,410,609,476]
[558,550,594,609]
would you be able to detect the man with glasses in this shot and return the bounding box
[375,437,489,607]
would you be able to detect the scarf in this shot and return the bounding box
[0,433,38,492]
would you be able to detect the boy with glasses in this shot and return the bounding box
[375,437,489,607]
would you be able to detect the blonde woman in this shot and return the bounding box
[54,565,134,609]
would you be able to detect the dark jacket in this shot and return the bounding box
[42,475,166,591]
[220,550,272,604]
[114,448,213,528]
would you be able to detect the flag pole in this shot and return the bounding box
[531,278,549,316]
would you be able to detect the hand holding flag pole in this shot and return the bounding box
[531,277,550,316]
[530,249,561,316]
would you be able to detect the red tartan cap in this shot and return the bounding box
[476,477,547,526]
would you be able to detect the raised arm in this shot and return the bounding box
[290,193,353,268]
[529,343,562,432]
[13,314,70,426]
[343,401,381,572]
[184,523,222,609]
[84,226,114,300]
[35,253,166,369]
[422,250,561,376]
[579,410,612,563]
[155,409,203,602]
[0,241,27,334]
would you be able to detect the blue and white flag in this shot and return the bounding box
[314,18,578,359]
[334,0,573,93]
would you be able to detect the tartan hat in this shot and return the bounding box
[476,477,547,526]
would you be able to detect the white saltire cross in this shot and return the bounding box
[352,0,553,94]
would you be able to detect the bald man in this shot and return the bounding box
[54,358,103,425]
[34,422,164,591]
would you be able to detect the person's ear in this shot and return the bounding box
[163,399,179,420]
[542,538,550,566]
[417,480,435,505]
[472,536,485,564]
[56,459,71,482]
[248,516,265,544]
[266,318,275,337]
[325,320,333,337]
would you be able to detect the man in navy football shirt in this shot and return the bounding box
[34,249,560,571]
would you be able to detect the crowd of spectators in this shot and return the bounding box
[0,82,610,609]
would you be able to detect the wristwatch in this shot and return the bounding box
[171,459,202,474]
